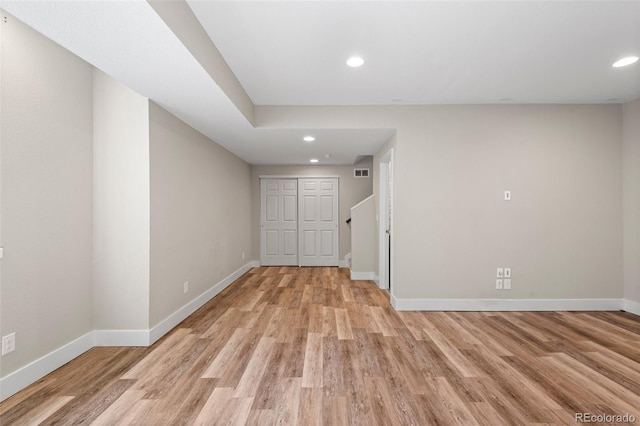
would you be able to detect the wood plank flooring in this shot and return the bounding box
[2,267,640,425]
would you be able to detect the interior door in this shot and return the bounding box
[298,178,339,266]
[260,179,298,266]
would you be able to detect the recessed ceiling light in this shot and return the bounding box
[346,56,364,68]
[310,158,319,163]
[324,154,332,158]
[612,56,639,68]
[303,136,315,142]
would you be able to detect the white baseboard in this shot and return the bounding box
[0,261,259,402]
[350,270,377,281]
[390,297,624,312]
[94,330,150,347]
[0,331,94,401]
[149,260,257,344]
[338,252,352,268]
[93,261,257,347]
[623,299,640,316]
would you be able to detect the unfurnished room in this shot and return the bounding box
[0,1,639,424]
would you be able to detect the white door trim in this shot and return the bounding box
[378,149,394,291]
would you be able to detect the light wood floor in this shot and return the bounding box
[2,267,640,425]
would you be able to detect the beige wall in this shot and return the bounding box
[623,98,640,304]
[350,195,377,274]
[0,13,93,375]
[256,104,623,300]
[93,69,150,330]
[250,158,373,262]
[393,105,622,300]
[0,11,256,387]
[149,103,252,327]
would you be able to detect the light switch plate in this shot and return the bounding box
[504,268,511,278]
[504,191,511,201]
[504,279,512,290]
[496,279,503,290]
[497,268,504,278]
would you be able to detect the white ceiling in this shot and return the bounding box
[3,1,639,166]
[189,0,640,105]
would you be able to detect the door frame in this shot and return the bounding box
[259,175,340,267]
[378,149,393,291]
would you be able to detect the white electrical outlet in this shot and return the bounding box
[504,279,512,290]
[2,333,16,355]
[504,268,511,278]
[504,191,511,201]
[183,281,189,294]
[496,268,504,278]
[496,279,503,290]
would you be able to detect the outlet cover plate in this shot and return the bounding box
[2,333,15,355]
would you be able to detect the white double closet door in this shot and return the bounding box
[260,178,339,266]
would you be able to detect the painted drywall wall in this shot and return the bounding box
[251,159,374,262]
[93,69,150,331]
[0,12,93,375]
[623,98,640,304]
[256,104,623,300]
[393,105,622,300]
[350,195,377,274]
[149,102,252,327]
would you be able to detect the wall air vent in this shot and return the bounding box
[353,168,370,178]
